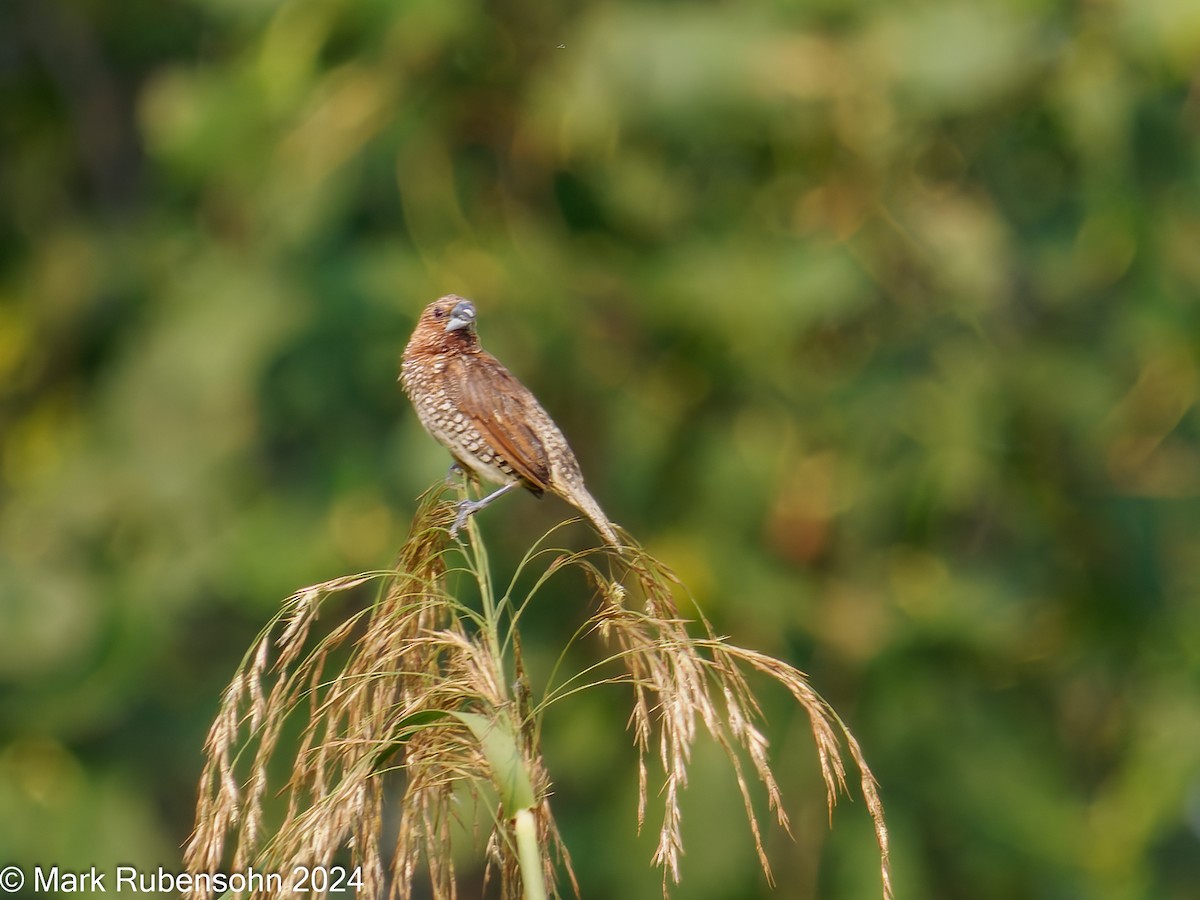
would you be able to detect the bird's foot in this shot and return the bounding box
[447,482,519,540]
[450,498,483,539]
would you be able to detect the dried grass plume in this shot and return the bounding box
[186,485,892,899]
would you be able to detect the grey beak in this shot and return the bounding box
[445,300,476,333]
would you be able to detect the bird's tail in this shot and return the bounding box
[569,487,623,551]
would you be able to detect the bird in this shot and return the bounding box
[400,294,622,549]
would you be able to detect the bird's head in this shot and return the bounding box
[407,294,481,355]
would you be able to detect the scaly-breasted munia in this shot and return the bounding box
[400,295,621,548]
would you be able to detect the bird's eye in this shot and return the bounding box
[432,307,445,319]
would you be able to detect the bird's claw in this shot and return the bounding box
[450,498,480,539]
[447,482,517,539]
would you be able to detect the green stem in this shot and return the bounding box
[465,515,508,691]
[514,807,547,900]
[463,515,545,897]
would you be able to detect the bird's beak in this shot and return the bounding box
[445,300,476,333]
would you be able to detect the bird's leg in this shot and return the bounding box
[451,481,520,538]
[445,461,466,485]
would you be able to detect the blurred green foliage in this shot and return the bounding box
[2,0,1199,897]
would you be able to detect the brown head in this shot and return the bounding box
[404,294,482,359]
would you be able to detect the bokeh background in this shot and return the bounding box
[3,0,1200,897]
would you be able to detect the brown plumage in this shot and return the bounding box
[400,294,621,548]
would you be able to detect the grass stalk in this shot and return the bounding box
[514,808,548,900]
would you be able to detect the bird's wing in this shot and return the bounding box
[448,352,552,492]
